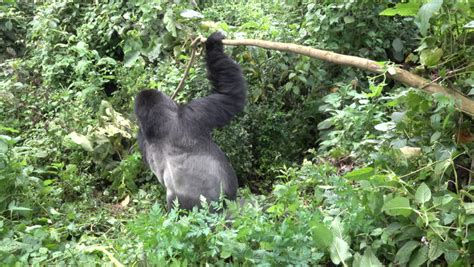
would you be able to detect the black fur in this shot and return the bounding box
[135,32,246,210]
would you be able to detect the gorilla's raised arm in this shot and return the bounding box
[185,32,246,130]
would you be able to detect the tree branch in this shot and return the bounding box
[172,37,203,100]
[198,37,474,116]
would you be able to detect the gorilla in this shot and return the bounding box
[135,32,246,210]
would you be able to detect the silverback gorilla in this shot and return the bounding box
[135,32,246,210]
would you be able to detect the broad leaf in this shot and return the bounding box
[430,131,441,143]
[420,48,443,67]
[329,237,351,265]
[343,16,355,24]
[0,139,7,153]
[180,9,204,19]
[367,81,384,97]
[5,20,12,31]
[415,183,431,204]
[330,217,344,238]
[442,239,459,264]
[145,40,162,61]
[311,222,333,248]
[428,239,443,261]
[164,8,177,37]
[380,2,420,16]
[73,41,89,56]
[395,241,420,264]
[123,50,140,67]
[392,38,404,52]
[382,197,412,217]
[374,122,396,132]
[358,247,383,267]
[391,111,405,122]
[410,246,428,266]
[464,202,474,215]
[416,0,443,36]
[344,167,374,181]
[68,132,93,152]
[317,119,332,130]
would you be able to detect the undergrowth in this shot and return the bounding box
[1,0,473,265]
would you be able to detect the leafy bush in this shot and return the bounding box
[0,127,27,212]
[0,0,473,265]
[130,155,473,265]
[0,1,33,60]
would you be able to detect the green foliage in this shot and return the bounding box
[381,1,473,94]
[302,1,418,61]
[129,154,472,265]
[0,1,33,60]
[380,2,421,17]
[0,126,27,212]
[129,165,331,265]
[1,0,473,265]
[315,77,473,265]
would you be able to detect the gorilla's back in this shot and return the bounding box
[147,135,238,209]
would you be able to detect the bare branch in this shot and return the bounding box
[196,37,474,116]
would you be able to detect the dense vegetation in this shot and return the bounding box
[1,0,473,265]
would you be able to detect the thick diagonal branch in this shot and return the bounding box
[199,37,474,116]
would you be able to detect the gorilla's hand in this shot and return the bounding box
[206,32,225,52]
